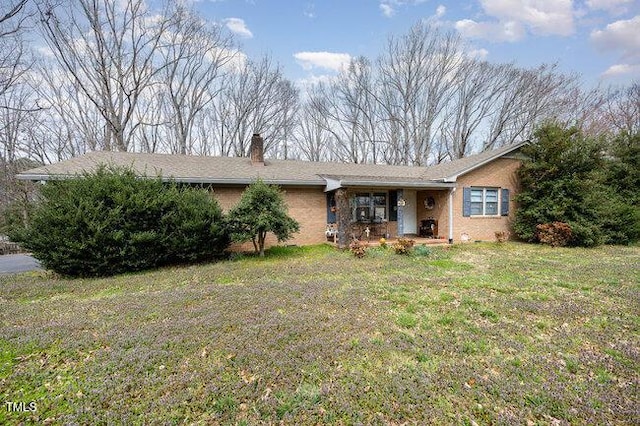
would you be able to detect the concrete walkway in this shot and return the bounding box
[0,254,43,275]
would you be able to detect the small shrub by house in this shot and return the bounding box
[226,179,300,257]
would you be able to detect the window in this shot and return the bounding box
[373,193,387,221]
[354,193,371,221]
[469,188,499,216]
[351,192,387,222]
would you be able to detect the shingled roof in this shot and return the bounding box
[17,141,526,189]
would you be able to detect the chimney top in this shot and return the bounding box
[250,133,264,166]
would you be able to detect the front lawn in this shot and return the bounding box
[1,243,638,424]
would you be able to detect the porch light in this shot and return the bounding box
[397,198,406,207]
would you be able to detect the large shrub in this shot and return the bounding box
[8,166,229,276]
[514,124,640,247]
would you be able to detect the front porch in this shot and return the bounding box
[325,185,456,246]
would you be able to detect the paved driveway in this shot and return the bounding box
[0,254,43,274]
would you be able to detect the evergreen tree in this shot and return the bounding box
[227,180,300,256]
[514,124,640,246]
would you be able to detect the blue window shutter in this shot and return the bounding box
[462,187,471,217]
[327,193,336,223]
[501,188,510,216]
[389,190,398,221]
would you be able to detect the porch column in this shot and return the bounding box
[448,187,456,244]
[397,189,404,237]
[335,188,350,249]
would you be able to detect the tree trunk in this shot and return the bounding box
[258,231,266,257]
[335,188,350,249]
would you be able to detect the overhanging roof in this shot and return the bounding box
[17,141,526,190]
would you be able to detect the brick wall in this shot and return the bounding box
[210,156,521,250]
[451,157,521,241]
[212,185,329,251]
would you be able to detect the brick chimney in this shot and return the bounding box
[250,133,264,166]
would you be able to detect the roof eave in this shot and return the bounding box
[440,141,528,182]
[16,173,325,187]
[17,173,71,181]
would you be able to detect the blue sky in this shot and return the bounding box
[194,0,640,86]
[191,0,640,89]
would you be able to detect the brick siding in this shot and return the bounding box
[212,157,521,250]
[450,157,520,241]
[212,186,329,251]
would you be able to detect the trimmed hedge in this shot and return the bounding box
[9,166,229,277]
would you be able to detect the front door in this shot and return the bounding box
[403,189,417,235]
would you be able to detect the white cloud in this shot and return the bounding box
[224,18,253,39]
[293,51,352,72]
[456,0,574,42]
[586,0,633,15]
[296,74,338,91]
[215,49,248,73]
[455,19,525,42]
[379,0,431,18]
[36,44,56,58]
[481,0,574,36]
[435,5,446,18]
[380,3,395,18]
[601,63,640,78]
[467,48,489,60]
[591,15,640,61]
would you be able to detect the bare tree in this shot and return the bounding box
[0,83,39,217]
[439,60,508,160]
[34,63,109,157]
[0,0,31,102]
[293,91,335,162]
[377,23,462,165]
[602,82,640,136]
[159,5,236,155]
[215,56,298,158]
[312,58,374,163]
[39,0,172,151]
[485,63,580,150]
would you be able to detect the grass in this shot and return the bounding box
[1,242,638,425]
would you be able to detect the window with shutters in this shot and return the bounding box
[470,188,499,216]
[463,187,509,217]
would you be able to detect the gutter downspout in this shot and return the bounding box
[448,187,456,244]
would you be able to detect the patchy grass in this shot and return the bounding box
[1,242,638,424]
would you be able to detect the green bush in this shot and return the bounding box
[514,124,640,247]
[226,179,300,257]
[8,166,229,277]
[412,244,432,257]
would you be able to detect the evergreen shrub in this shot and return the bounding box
[8,166,229,276]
